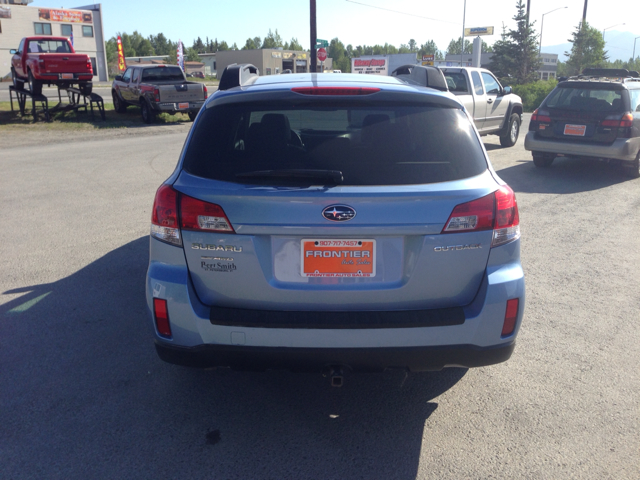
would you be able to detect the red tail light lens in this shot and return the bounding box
[502,298,519,336]
[203,85,208,99]
[153,88,160,102]
[442,193,495,233]
[531,108,551,123]
[291,87,381,96]
[442,186,520,248]
[180,194,234,233]
[601,112,633,128]
[150,185,181,246]
[86,58,93,73]
[153,298,172,338]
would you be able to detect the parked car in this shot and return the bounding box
[193,71,205,79]
[525,68,640,177]
[111,64,207,123]
[146,65,525,375]
[396,66,523,147]
[10,36,93,95]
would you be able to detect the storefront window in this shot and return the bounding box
[61,24,72,36]
[34,23,52,35]
[82,25,93,37]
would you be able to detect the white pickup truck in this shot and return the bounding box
[440,67,523,147]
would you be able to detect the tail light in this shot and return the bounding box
[203,85,208,99]
[502,298,519,336]
[180,194,234,233]
[442,186,520,248]
[601,112,633,128]
[153,88,160,102]
[151,184,181,246]
[150,186,235,245]
[292,87,381,96]
[153,298,172,338]
[86,58,93,73]
[531,108,551,123]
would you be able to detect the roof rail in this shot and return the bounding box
[581,68,639,79]
[390,64,448,92]
[218,63,260,91]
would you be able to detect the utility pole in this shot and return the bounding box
[582,0,588,26]
[526,0,531,27]
[310,0,317,73]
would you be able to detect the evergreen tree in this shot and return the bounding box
[490,0,541,84]
[419,40,443,60]
[565,22,608,75]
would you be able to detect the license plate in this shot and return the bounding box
[301,239,376,277]
[564,124,586,136]
[178,102,189,110]
[61,73,74,79]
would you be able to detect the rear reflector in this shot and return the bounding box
[153,298,172,338]
[442,186,520,248]
[180,194,234,233]
[203,85,208,99]
[291,87,381,96]
[151,184,181,246]
[502,298,519,336]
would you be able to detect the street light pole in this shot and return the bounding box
[460,0,466,67]
[602,23,625,44]
[633,36,640,61]
[539,7,568,55]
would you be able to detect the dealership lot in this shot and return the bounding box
[1,116,638,479]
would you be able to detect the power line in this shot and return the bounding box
[345,0,461,26]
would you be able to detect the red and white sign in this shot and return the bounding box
[301,239,376,278]
[317,48,327,62]
[564,124,586,136]
[352,57,388,75]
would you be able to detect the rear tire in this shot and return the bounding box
[622,152,640,179]
[141,99,155,124]
[28,70,42,96]
[532,152,555,168]
[500,113,521,147]
[11,68,24,91]
[112,91,127,113]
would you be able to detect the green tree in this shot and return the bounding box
[261,29,283,49]
[489,0,541,84]
[419,40,443,60]
[149,33,172,55]
[565,22,608,75]
[286,37,303,51]
[192,36,205,53]
[328,38,350,72]
[185,47,201,62]
[446,37,472,55]
[243,37,261,50]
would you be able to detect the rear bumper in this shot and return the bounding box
[37,73,93,81]
[153,101,204,113]
[524,131,640,161]
[154,340,516,372]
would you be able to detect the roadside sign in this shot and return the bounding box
[422,54,434,66]
[464,26,494,36]
[317,48,327,62]
[316,39,329,48]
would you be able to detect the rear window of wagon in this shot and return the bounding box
[182,102,488,186]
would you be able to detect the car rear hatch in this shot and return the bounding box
[157,83,204,103]
[534,82,631,144]
[159,90,518,315]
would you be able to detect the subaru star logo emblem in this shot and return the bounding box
[322,205,356,222]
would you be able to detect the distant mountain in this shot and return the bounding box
[540,30,639,63]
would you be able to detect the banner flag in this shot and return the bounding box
[70,30,74,47]
[177,40,184,71]
[116,35,126,71]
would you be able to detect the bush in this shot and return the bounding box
[511,79,558,112]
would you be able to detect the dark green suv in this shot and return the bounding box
[525,68,640,177]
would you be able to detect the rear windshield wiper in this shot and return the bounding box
[236,169,344,184]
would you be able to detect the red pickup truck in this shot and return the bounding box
[10,36,93,96]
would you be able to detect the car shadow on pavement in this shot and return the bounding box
[496,156,631,194]
[1,236,467,480]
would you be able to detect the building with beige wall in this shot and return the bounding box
[0,1,108,81]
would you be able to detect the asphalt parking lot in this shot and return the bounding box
[1,115,638,479]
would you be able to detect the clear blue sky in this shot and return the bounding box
[31,0,639,59]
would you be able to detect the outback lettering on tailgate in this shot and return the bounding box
[434,244,482,252]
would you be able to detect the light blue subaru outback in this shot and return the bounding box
[146,64,525,376]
